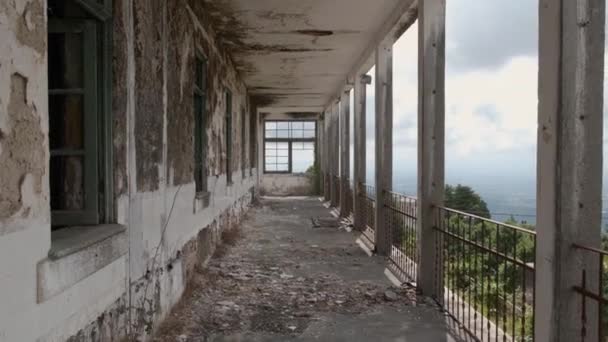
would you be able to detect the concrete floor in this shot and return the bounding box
[154,197,467,342]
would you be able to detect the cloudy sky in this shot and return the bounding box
[359,0,608,201]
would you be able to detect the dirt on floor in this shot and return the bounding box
[152,197,443,342]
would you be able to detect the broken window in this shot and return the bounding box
[225,91,233,184]
[264,121,316,174]
[47,0,112,228]
[194,55,208,193]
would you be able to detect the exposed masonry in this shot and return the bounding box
[0,0,47,227]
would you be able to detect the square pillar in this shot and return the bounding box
[340,90,351,217]
[354,75,371,230]
[317,115,324,196]
[323,110,331,201]
[416,0,446,297]
[374,40,393,256]
[330,102,340,207]
[535,1,605,341]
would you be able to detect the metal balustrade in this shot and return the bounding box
[358,183,376,244]
[572,243,608,341]
[384,191,418,284]
[434,206,536,342]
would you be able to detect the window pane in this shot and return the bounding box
[291,121,303,130]
[276,164,289,171]
[265,129,277,138]
[265,121,277,130]
[277,129,290,138]
[303,129,316,138]
[50,156,84,210]
[277,122,289,130]
[266,142,277,149]
[303,142,314,150]
[304,121,315,129]
[49,32,83,89]
[292,149,315,173]
[49,94,84,150]
[291,130,304,139]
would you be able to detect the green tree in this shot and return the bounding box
[445,184,491,218]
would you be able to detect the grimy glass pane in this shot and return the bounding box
[276,164,289,171]
[49,94,84,150]
[277,122,289,130]
[265,121,277,130]
[304,121,315,129]
[50,156,85,210]
[48,32,83,89]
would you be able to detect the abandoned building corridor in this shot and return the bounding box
[153,197,462,341]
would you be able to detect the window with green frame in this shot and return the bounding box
[194,55,208,193]
[225,91,233,184]
[47,0,113,228]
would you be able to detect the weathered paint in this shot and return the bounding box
[373,40,393,256]
[535,0,605,341]
[416,0,446,297]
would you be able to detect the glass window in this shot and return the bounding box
[263,120,316,174]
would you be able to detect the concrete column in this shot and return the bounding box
[535,1,605,341]
[330,102,340,207]
[340,90,351,217]
[416,0,445,297]
[317,115,324,196]
[374,40,393,256]
[354,75,371,230]
[323,110,331,201]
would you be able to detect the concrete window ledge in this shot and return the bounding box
[37,224,127,303]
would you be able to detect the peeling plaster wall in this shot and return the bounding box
[0,0,259,340]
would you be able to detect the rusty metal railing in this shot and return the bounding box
[384,191,418,284]
[572,243,608,341]
[434,206,536,341]
[358,183,376,245]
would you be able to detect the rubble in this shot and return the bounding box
[152,202,423,341]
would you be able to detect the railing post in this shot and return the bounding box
[374,39,393,256]
[536,1,605,341]
[417,0,445,298]
[340,90,351,217]
[354,75,371,230]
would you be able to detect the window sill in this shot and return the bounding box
[37,224,127,303]
[194,191,211,212]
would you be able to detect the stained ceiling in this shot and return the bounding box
[198,0,416,113]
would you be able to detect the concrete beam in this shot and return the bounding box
[374,40,393,256]
[353,75,371,230]
[535,1,605,341]
[416,0,445,297]
[340,90,351,217]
